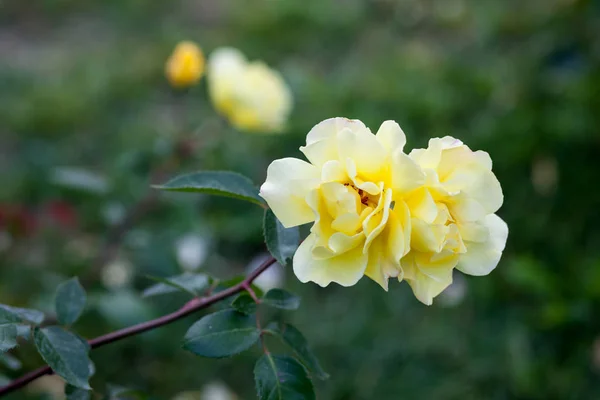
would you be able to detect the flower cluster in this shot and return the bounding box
[260,118,507,305]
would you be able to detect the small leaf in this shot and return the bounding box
[254,354,315,400]
[231,294,257,315]
[55,277,87,325]
[183,309,260,358]
[66,384,91,400]
[0,324,18,352]
[262,289,300,310]
[142,273,209,298]
[0,352,22,370]
[265,323,329,380]
[0,304,44,325]
[154,171,265,206]
[33,326,92,389]
[264,209,299,266]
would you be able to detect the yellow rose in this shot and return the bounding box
[401,137,508,304]
[207,47,292,133]
[165,41,205,88]
[259,118,423,288]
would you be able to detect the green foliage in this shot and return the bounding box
[142,273,209,298]
[0,324,18,352]
[254,354,315,400]
[0,352,22,370]
[154,171,265,206]
[65,384,92,400]
[182,309,260,358]
[263,209,300,266]
[265,322,328,380]
[33,327,92,389]
[231,294,258,315]
[55,277,87,325]
[262,289,300,311]
[0,304,44,325]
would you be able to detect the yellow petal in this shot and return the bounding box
[364,236,401,291]
[401,251,456,305]
[457,214,508,276]
[293,233,368,287]
[300,118,367,167]
[337,125,387,179]
[410,218,448,253]
[390,150,426,194]
[363,188,393,251]
[259,158,320,228]
[321,160,347,183]
[375,120,406,155]
[405,187,437,224]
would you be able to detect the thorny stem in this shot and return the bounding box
[0,256,278,397]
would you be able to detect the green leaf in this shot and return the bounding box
[0,352,22,370]
[0,304,44,325]
[154,171,265,206]
[254,354,315,400]
[55,277,87,325]
[265,323,329,380]
[66,384,91,400]
[231,294,257,315]
[264,209,299,266]
[33,326,92,390]
[263,289,301,310]
[142,273,209,298]
[0,324,18,352]
[0,374,9,386]
[182,309,260,358]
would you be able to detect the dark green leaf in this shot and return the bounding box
[0,304,44,325]
[0,324,18,352]
[55,277,87,325]
[182,309,260,358]
[33,326,92,389]
[263,289,301,310]
[264,209,299,266]
[0,352,22,370]
[142,273,209,298]
[265,323,329,380]
[254,354,315,400]
[231,294,257,315]
[66,384,91,400]
[0,374,9,386]
[154,171,265,206]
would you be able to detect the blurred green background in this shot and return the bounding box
[1,0,599,399]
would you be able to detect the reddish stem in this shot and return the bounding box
[0,256,277,397]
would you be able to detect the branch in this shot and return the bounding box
[0,256,278,397]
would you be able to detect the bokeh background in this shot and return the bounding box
[1,0,600,399]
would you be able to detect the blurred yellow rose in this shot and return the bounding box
[401,137,507,304]
[260,118,507,305]
[207,47,292,133]
[260,118,420,288]
[165,41,205,88]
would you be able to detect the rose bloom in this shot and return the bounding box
[207,47,292,134]
[260,118,508,305]
[165,41,205,88]
[401,137,507,304]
